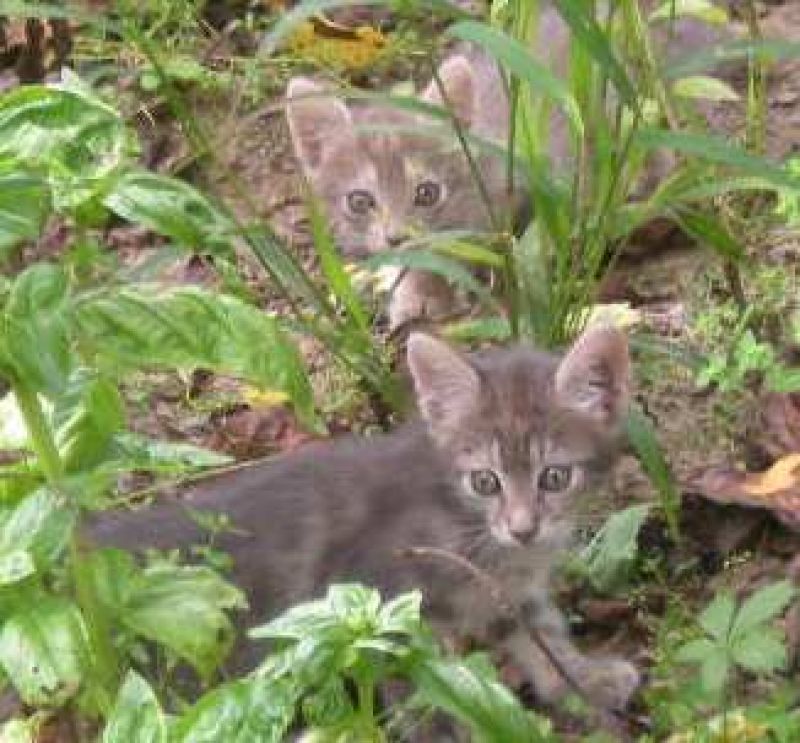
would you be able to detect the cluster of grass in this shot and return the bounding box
[1,0,800,740]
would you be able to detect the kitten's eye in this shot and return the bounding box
[414,180,441,208]
[469,469,502,497]
[347,189,376,215]
[538,466,573,492]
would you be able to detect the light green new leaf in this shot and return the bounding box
[732,580,796,639]
[699,591,736,640]
[650,0,728,24]
[675,637,716,664]
[104,170,235,258]
[75,285,317,428]
[578,504,651,593]
[731,628,787,675]
[102,672,167,743]
[0,595,89,706]
[672,76,739,101]
[104,432,232,476]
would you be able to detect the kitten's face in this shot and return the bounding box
[407,329,630,549]
[286,58,510,258]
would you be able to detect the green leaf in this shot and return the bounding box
[732,580,796,639]
[411,653,553,743]
[102,671,167,743]
[0,595,89,706]
[447,20,583,138]
[672,75,739,101]
[74,285,317,428]
[700,648,730,697]
[731,628,787,675]
[0,487,76,582]
[699,592,736,640]
[650,0,728,24]
[88,549,246,679]
[171,676,297,743]
[52,369,125,472]
[553,0,637,105]
[625,406,681,539]
[3,263,72,394]
[0,170,51,259]
[675,637,716,664]
[578,504,651,593]
[673,208,745,262]
[104,170,235,258]
[104,432,232,476]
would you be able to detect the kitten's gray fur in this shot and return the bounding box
[85,327,638,712]
[285,1,734,329]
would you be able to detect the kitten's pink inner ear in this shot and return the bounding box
[554,326,630,425]
[421,56,476,128]
[407,333,480,427]
[285,77,353,173]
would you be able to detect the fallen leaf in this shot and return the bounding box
[687,455,800,530]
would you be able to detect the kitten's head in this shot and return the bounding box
[407,329,629,549]
[285,56,513,258]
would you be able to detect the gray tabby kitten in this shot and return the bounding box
[286,1,732,329]
[86,326,638,711]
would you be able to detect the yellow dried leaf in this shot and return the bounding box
[741,452,800,497]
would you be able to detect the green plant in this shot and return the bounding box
[674,580,795,703]
[90,584,556,743]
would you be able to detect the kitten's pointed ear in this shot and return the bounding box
[286,77,353,174]
[407,333,481,432]
[554,326,630,425]
[421,55,476,127]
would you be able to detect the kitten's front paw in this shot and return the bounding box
[580,657,640,711]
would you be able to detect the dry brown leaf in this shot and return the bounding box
[688,454,800,530]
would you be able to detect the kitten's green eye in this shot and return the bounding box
[470,469,501,497]
[414,180,441,208]
[347,189,376,215]
[538,466,572,492]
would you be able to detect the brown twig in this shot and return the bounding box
[397,545,639,736]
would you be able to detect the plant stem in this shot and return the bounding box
[13,381,63,485]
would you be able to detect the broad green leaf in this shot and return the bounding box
[578,504,651,593]
[102,671,167,743]
[171,676,297,743]
[378,591,422,636]
[3,263,72,395]
[732,580,796,639]
[411,653,554,743]
[0,595,89,706]
[87,549,246,679]
[0,171,51,259]
[699,592,736,640]
[104,170,235,258]
[731,628,787,674]
[672,75,739,101]
[447,20,583,137]
[75,285,316,428]
[0,488,76,581]
[52,369,125,472]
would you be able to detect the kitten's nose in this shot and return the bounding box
[510,524,537,545]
